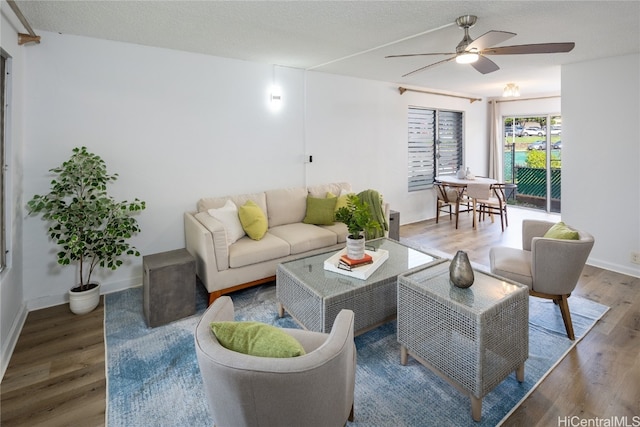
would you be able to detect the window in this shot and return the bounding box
[1,52,7,271]
[408,107,463,191]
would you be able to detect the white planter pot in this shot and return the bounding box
[69,283,101,315]
[346,235,366,260]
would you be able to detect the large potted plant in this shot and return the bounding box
[27,146,146,314]
[335,194,381,260]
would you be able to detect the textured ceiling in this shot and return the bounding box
[8,0,640,98]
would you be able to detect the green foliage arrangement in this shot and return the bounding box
[335,194,381,239]
[27,147,146,290]
[526,150,561,169]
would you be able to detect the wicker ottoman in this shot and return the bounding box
[397,260,529,422]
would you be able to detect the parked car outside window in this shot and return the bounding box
[550,126,562,135]
[527,140,546,150]
[505,125,522,136]
[519,127,546,137]
[552,140,562,149]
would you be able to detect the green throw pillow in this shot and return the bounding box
[543,221,579,240]
[210,321,306,358]
[303,196,337,225]
[238,200,268,240]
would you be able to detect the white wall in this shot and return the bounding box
[1,3,28,379]
[562,54,640,278]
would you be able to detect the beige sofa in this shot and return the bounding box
[185,182,389,304]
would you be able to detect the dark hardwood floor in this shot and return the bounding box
[1,207,638,426]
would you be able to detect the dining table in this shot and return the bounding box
[434,175,498,229]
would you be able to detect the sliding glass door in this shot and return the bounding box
[503,115,562,213]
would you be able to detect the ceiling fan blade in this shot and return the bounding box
[402,56,456,77]
[471,56,500,74]
[386,52,455,58]
[482,42,575,55]
[467,30,516,51]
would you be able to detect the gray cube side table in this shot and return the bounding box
[143,248,196,327]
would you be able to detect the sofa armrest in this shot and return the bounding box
[184,212,228,293]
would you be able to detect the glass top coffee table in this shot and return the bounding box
[276,238,440,335]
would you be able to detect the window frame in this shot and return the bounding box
[1,52,9,272]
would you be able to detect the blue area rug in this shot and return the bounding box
[105,282,608,426]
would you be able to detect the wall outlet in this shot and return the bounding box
[632,251,640,265]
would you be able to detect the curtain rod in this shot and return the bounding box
[6,0,41,45]
[398,86,482,103]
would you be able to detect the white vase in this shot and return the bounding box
[346,235,366,260]
[69,283,101,315]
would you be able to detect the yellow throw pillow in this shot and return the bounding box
[303,196,337,225]
[238,200,268,240]
[327,191,350,214]
[543,221,579,240]
[210,321,306,358]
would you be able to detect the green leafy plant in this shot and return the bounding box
[27,146,146,290]
[526,150,561,169]
[335,194,381,239]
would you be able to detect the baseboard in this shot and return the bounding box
[26,275,144,311]
[587,258,640,279]
[1,302,28,382]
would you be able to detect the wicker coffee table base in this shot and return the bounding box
[397,261,529,422]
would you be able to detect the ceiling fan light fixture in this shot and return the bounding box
[455,52,479,64]
[503,83,520,97]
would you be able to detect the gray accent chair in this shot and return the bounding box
[489,219,594,340]
[194,296,356,427]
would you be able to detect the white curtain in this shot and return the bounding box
[488,100,503,182]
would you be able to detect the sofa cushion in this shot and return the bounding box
[229,233,291,268]
[320,222,349,243]
[307,182,352,198]
[198,192,267,218]
[265,187,307,227]
[210,321,306,358]
[489,246,533,288]
[238,200,268,240]
[269,223,338,255]
[303,196,337,225]
[207,200,245,245]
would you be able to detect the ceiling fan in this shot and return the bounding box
[386,15,575,77]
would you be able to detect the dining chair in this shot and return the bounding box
[467,183,509,231]
[435,182,465,229]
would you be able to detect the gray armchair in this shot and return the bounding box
[194,296,356,427]
[489,220,594,340]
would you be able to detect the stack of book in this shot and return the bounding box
[338,253,373,270]
[324,248,389,280]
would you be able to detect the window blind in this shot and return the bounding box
[408,107,463,192]
[437,110,463,176]
[408,107,436,191]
